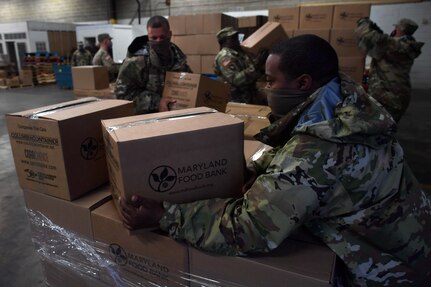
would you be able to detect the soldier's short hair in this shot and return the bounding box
[271,35,339,86]
[147,15,170,30]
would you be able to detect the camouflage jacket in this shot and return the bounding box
[92,48,119,81]
[71,49,92,66]
[355,18,424,122]
[160,74,431,286]
[115,36,191,114]
[214,47,263,104]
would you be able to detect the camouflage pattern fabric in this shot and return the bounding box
[355,18,424,122]
[214,47,263,104]
[71,49,92,66]
[115,42,191,114]
[159,73,431,286]
[92,48,118,81]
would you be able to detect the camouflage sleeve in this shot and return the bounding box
[159,136,325,255]
[215,54,262,88]
[71,53,77,66]
[115,57,160,114]
[355,19,407,61]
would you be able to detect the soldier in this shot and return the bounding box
[120,35,431,286]
[71,41,92,66]
[214,27,268,104]
[355,17,424,122]
[93,33,118,81]
[115,15,191,114]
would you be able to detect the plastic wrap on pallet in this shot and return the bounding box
[28,209,276,287]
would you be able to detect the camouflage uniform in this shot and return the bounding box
[71,49,92,66]
[93,48,118,81]
[115,36,191,114]
[214,47,263,104]
[355,18,424,122]
[159,73,431,286]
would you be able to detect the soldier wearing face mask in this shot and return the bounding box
[355,17,424,122]
[71,41,92,66]
[115,15,192,114]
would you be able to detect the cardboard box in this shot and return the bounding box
[185,14,204,35]
[196,34,220,55]
[330,29,364,57]
[189,238,337,287]
[201,55,216,75]
[0,69,8,78]
[203,13,236,34]
[168,15,187,35]
[186,55,201,74]
[162,72,229,112]
[237,16,258,28]
[339,57,365,84]
[23,184,111,239]
[102,107,244,204]
[332,4,370,29]
[244,139,272,163]
[268,6,300,30]
[299,5,334,29]
[293,29,331,42]
[6,98,135,200]
[241,22,288,55]
[91,200,190,286]
[72,66,109,90]
[171,35,199,55]
[225,102,271,140]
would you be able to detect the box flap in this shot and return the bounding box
[8,98,132,121]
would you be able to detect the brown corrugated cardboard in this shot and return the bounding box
[6,76,21,88]
[339,57,365,84]
[186,55,201,74]
[243,140,272,163]
[241,21,288,55]
[6,98,134,200]
[332,4,370,29]
[299,5,334,29]
[330,29,364,57]
[168,15,187,35]
[102,107,244,204]
[268,6,300,30]
[200,55,217,74]
[196,34,219,55]
[72,66,109,90]
[189,238,337,287]
[237,16,258,28]
[203,13,236,34]
[186,14,204,35]
[171,35,199,55]
[23,184,111,239]
[293,29,331,42]
[162,72,229,112]
[225,102,271,140]
[91,200,189,286]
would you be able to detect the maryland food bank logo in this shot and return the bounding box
[148,166,177,192]
[109,243,127,266]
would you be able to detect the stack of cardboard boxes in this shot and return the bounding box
[170,13,267,74]
[269,3,370,83]
[0,67,33,89]
[6,95,338,285]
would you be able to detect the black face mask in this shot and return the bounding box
[263,88,311,117]
[148,38,171,55]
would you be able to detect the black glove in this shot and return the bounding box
[370,22,383,34]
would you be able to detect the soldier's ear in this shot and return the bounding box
[297,74,313,91]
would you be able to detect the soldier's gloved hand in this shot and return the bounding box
[159,97,177,112]
[357,17,370,26]
[370,21,383,33]
[120,194,164,230]
[256,48,269,69]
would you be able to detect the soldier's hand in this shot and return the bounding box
[159,97,177,112]
[120,194,164,230]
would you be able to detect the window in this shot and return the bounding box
[0,43,3,54]
[4,33,26,40]
[35,42,47,52]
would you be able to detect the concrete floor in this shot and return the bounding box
[0,84,430,286]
